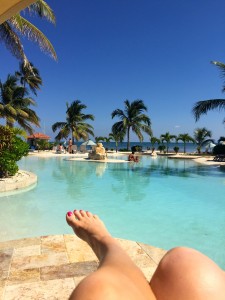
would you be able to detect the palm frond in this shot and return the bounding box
[28,0,56,24]
[111,109,125,119]
[132,126,144,142]
[10,14,57,60]
[4,104,17,116]
[211,61,225,92]
[16,119,34,134]
[192,99,225,121]
[52,122,67,132]
[112,121,125,133]
[16,109,29,118]
[0,22,29,63]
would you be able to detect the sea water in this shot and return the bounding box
[0,155,224,268]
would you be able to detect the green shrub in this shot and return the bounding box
[0,126,29,178]
[158,145,166,153]
[35,139,52,150]
[213,144,225,155]
[174,146,179,154]
[131,145,142,152]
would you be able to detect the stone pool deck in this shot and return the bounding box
[0,235,167,300]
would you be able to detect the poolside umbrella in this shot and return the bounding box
[81,139,96,146]
[205,141,216,152]
[209,142,216,149]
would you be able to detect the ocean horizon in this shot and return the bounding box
[71,142,203,153]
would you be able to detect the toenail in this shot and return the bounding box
[79,210,83,213]
[67,211,73,217]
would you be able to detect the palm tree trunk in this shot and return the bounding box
[23,82,26,98]
[71,132,75,145]
[116,141,118,152]
[184,142,186,153]
[127,127,130,150]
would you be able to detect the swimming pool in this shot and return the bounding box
[1,155,224,268]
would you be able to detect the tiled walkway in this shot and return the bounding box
[0,235,166,300]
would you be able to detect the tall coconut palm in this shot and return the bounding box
[177,133,195,153]
[52,100,95,144]
[111,99,152,150]
[15,62,42,96]
[160,132,177,153]
[0,0,57,65]
[192,61,225,123]
[193,127,212,153]
[0,74,40,133]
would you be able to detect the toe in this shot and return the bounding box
[66,211,76,225]
[79,209,86,217]
[86,211,93,218]
[74,209,82,220]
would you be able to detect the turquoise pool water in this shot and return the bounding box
[0,155,225,268]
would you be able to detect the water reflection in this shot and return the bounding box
[139,156,224,178]
[109,160,151,201]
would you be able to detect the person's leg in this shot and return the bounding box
[150,246,225,300]
[66,210,156,300]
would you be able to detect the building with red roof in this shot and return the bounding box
[27,132,51,149]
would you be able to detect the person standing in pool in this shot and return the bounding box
[68,138,72,154]
[66,210,225,300]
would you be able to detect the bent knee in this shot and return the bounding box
[151,247,225,299]
[158,247,196,269]
[153,246,224,285]
[161,246,221,268]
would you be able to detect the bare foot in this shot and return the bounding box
[66,210,114,260]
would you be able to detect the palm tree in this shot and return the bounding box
[111,99,152,150]
[150,136,160,151]
[15,62,42,96]
[103,136,113,149]
[109,130,125,152]
[193,127,212,153]
[52,100,95,144]
[0,0,57,65]
[160,132,177,153]
[0,74,40,133]
[177,133,195,153]
[95,136,105,143]
[192,61,225,123]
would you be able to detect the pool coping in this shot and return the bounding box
[0,234,167,299]
[0,170,37,193]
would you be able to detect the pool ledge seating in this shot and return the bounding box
[0,234,166,299]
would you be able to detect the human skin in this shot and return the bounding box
[66,210,225,300]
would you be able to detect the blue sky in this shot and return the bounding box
[1,0,225,141]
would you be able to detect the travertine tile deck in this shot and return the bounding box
[0,235,166,300]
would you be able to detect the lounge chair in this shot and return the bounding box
[71,145,77,153]
[79,145,87,153]
[213,154,225,162]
